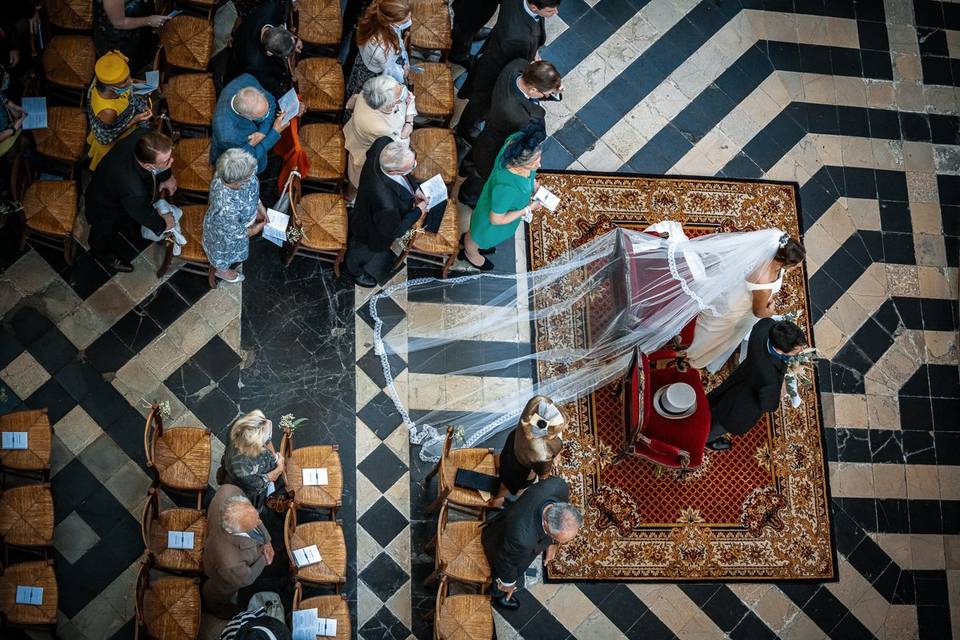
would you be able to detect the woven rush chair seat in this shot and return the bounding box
[294,591,351,639]
[153,426,211,492]
[163,74,217,127]
[161,15,214,71]
[299,194,347,251]
[22,179,78,240]
[436,593,494,640]
[296,0,343,47]
[0,410,52,473]
[437,520,490,587]
[283,445,343,510]
[411,0,452,53]
[284,510,347,587]
[409,62,454,122]
[301,123,346,181]
[175,204,210,263]
[295,58,345,113]
[143,487,207,574]
[32,107,88,163]
[140,573,201,640]
[0,560,57,625]
[42,35,95,90]
[426,427,498,514]
[411,128,457,186]
[407,199,459,277]
[46,0,94,30]
[0,484,54,548]
[172,137,213,193]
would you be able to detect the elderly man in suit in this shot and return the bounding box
[458,59,559,207]
[212,73,302,174]
[706,318,807,451]
[202,485,274,618]
[481,476,582,610]
[343,136,427,288]
[455,0,561,142]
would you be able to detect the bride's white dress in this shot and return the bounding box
[686,269,783,373]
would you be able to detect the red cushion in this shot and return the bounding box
[636,366,711,469]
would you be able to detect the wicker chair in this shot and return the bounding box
[31,106,89,168]
[155,204,217,288]
[0,484,54,555]
[283,506,347,591]
[162,73,217,130]
[424,427,497,517]
[0,410,52,481]
[284,173,348,275]
[159,15,214,73]
[409,62,454,127]
[144,405,212,510]
[300,123,347,188]
[141,487,206,574]
[411,0,452,61]
[135,558,201,640]
[294,57,345,117]
[171,137,214,198]
[46,0,94,31]
[0,560,58,634]
[425,503,491,591]
[13,163,78,265]
[41,35,95,99]
[294,0,343,52]
[292,583,351,639]
[434,576,494,640]
[393,199,459,278]
[411,128,458,187]
[279,429,343,517]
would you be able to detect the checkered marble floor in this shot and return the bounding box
[1,0,958,638]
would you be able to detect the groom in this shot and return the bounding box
[705,318,806,451]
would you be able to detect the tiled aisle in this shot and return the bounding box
[1,0,958,639]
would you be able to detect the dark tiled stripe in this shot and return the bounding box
[576,583,653,636]
[681,584,777,637]
[407,338,534,377]
[834,497,960,534]
[780,585,876,638]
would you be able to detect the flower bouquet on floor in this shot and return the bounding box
[784,347,818,408]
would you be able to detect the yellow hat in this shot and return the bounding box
[94,50,130,85]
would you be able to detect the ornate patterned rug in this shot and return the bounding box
[529,171,835,582]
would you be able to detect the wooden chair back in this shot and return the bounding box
[144,405,165,476]
[134,557,151,635]
[437,427,456,495]
[283,504,299,574]
[140,487,161,550]
[433,576,451,640]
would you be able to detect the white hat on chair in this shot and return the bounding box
[652,382,697,419]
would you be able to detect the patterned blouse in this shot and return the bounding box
[202,175,260,270]
[221,440,277,504]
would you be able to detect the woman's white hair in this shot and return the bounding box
[221,495,255,534]
[216,148,258,184]
[379,141,414,172]
[362,74,399,110]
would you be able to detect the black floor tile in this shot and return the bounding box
[191,385,239,431]
[357,497,408,548]
[191,335,242,382]
[917,605,952,639]
[800,587,848,633]
[74,484,131,537]
[882,232,916,264]
[358,443,407,493]
[142,283,190,329]
[877,497,911,533]
[359,552,409,603]
[870,430,904,464]
[899,395,934,430]
[356,344,406,390]
[166,269,214,305]
[82,330,135,374]
[908,499,943,534]
[921,298,957,331]
[357,391,405,440]
[29,327,77,375]
[79,381,134,430]
[50,458,103,524]
[24,378,76,424]
[111,308,163,353]
[165,360,215,409]
[9,306,55,346]
[62,252,112,300]
[904,430,938,464]
[0,330,25,370]
[900,112,932,141]
[932,398,960,431]
[55,360,109,403]
[934,432,960,465]
[359,605,409,640]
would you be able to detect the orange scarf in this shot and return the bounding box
[275,112,310,191]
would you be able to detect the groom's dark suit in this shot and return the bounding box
[707,318,788,436]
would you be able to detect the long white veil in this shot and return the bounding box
[369,226,784,461]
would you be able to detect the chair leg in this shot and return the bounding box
[393,248,410,271]
[424,461,440,483]
[423,566,441,586]
[156,242,173,278]
[425,534,437,552]
[17,223,28,253]
[425,492,445,514]
[441,252,456,278]
[207,265,217,289]
[63,236,74,266]
[333,248,345,276]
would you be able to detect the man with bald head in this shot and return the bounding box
[212,73,301,174]
[202,485,274,617]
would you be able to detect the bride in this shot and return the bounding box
[686,233,805,373]
[368,225,806,461]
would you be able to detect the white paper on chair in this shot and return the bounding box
[292,608,319,640]
[302,468,328,486]
[318,618,338,637]
[419,173,447,209]
[1,432,28,449]
[278,88,300,127]
[133,70,160,94]
[262,208,289,247]
[292,545,322,567]
[533,186,560,212]
[15,586,43,605]
[167,531,195,549]
[20,97,47,130]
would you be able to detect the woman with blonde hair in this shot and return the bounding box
[218,410,284,511]
[345,0,412,97]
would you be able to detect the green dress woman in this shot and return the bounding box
[460,129,544,270]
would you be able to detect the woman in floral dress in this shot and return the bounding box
[202,148,265,283]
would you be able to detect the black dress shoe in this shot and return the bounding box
[706,438,732,451]
[346,270,377,288]
[459,233,495,255]
[493,595,520,610]
[458,249,494,271]
[105,257,134,273]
